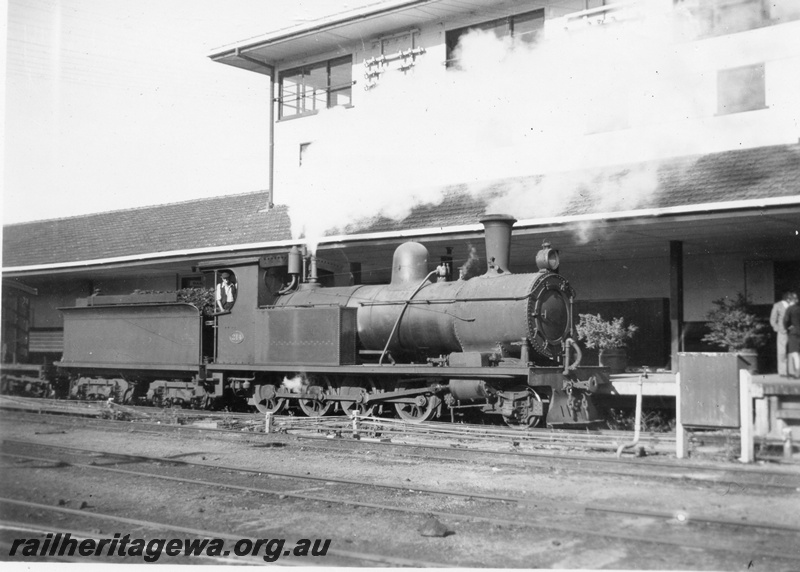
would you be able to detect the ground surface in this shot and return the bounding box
[0,412,798,570]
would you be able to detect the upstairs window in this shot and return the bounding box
[674,0,768,37]
[717,63,766,115]
[279,55,353,119]
[445,9,544,67]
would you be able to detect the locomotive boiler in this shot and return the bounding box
[55,215,609,428]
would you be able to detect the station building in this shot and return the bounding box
[3,0,800,382]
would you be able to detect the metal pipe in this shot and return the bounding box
[268,64,275,208]
[364,47,426,68]
[278,246,302,294]
[309,254,318,283]
[379,270,438,365]
[562,338,583,374]
[277,275,298,295]
[616,367,647,457]
[234,49,275,210]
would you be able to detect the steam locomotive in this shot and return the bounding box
[54,215,609,428]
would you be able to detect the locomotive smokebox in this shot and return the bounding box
[480,214,517,275]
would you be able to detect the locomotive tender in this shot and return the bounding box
[56,215,609,428]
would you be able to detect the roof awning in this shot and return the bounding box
[207,0,536,73]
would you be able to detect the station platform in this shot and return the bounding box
[604,371,800,398]
[751,375,800,441]
[604,371,676,396]
[602,370,800,443]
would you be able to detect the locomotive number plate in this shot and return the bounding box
[229,331,245,344]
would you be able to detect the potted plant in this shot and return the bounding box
[701,294,768,373]
[576,313,638,374]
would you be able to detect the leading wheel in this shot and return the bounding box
[393,393,440,423]
[298,376,333,417]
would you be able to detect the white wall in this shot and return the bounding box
[270,11,800,211]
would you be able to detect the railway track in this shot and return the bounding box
[2,405,797,498]
[3,439,800,524]
[2,403,798,497]
[293,435,800,492]
[1,394,673,452]
[3,394,790,465]
[1,438,798,568]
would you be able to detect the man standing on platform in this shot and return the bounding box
[771,292,796,377]
[778,292,799,378]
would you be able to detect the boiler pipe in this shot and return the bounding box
[378,270,438,365]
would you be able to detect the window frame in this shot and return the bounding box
[445,9,545,68]
[215,269,238,314]
[278,55,353,120]
[716,63,767,116]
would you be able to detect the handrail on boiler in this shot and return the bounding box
[378,270,439,365]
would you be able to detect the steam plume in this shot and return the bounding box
[282,2,800,248]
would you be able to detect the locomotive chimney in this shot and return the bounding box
[480,214,517,275]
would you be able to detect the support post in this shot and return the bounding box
[669,241,684,373]
[349,262,362,286]
[675,372,686,459]
[739,369,754,463]
[783,428,794,459]
[754,397,769,437]
[265,411,273,434]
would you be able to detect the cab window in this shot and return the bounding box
[215,270,237,312]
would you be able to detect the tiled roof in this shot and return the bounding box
[349,143,800,233]
[338,191,489,235]
[3,144,798,269]
[2,191,291,268]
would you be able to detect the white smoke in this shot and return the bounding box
[458,244,482,280]
[281,374,308,393]
[282,2,799,248]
